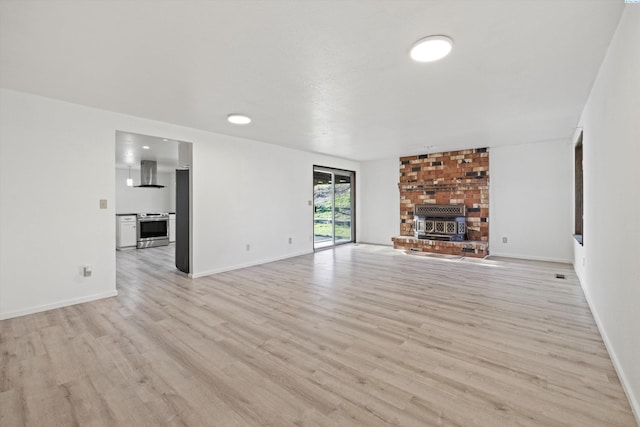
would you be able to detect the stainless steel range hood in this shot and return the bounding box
[135,160,165,188]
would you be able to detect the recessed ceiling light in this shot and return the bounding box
[410,35,453,62]
[227,114,251,125]
[162,139,168,142]
[142,146,150,150]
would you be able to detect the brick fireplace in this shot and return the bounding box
[392,148,489,257]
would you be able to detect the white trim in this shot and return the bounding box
[572,238,586,284]
[488,251,572,264]
[190,250,314,278]
[356,241,393,247]
[0,290,119,320]
[572,127,584,146]
[579,279,640,425]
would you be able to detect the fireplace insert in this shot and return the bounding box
[414,204,467,241]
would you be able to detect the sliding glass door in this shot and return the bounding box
[334,173,353,244]
[313,167,355,249]
[313,170,334,248]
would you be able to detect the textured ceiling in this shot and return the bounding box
[0,0,624,161]
[115,131,179,173]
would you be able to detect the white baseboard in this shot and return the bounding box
[190,250,314,278]
[488,251,572,264]
[356,241,393,247]
[579,279,640,425]
[0,290,119,320]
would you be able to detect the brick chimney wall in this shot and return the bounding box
[399,148,489,242]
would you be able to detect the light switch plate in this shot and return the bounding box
[99,199,107,209]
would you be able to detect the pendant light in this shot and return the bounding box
[126,166,133,187]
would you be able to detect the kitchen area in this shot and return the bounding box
[116,213,175,249]
[115,131,191,274]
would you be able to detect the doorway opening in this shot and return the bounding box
[313,166,355,250]
[115,131,192,275]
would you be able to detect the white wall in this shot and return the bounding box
[574,6,640,421]
[115,168,174,214]
[358,143,575,258]
[191,142,360,277]
[168,170,176,213]
[489,139,573,262]
[0,90,118,318]
[358,157,399,245]
[0,89,360,318]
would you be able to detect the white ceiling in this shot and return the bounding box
[115,131,179,172]
[0,1,624,161]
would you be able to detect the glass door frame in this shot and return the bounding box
[313,166,356,250]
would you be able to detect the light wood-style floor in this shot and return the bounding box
[1,244,636,426]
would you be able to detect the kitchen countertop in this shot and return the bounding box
[116,212,175,216]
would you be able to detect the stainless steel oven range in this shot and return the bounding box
[137,213,170,248]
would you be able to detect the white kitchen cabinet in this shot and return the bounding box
[169,213,176,243]
[116,215,137,249]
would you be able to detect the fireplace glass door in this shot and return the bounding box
[313,167,354,249]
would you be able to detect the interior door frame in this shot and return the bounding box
[114,131,194,276]
[313,165,356,250]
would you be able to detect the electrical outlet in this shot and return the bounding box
[99,199,108,209]
[502,237,508,243]
[288,237,292,244]
[246,244,250,251]
[308,200,312,206]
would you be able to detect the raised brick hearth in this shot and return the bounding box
[392,148,489,257]
[392,236,489,258]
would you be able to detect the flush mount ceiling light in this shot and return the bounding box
[227,114,251,125]
[410,35,453,62]
[142,145,150,150]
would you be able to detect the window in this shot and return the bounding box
[574,132,583,245]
